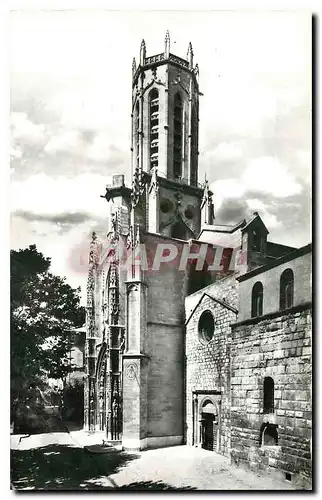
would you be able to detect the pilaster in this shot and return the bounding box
[122,224,149,450]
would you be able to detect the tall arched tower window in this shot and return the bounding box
[135,101,140,169]
[149,89,159,170]
[251,281,263,318]
[280,268,294,310]
[190,104,198,186]
[173,92,183,180]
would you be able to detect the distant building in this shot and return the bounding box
[68,325,86,382]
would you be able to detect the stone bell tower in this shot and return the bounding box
[131,31,204,240]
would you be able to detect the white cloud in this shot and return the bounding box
[211,178,245,212]
[11,111,46,144]
[10,173,112,217]
[44,129,81,154]
[206,142,244,162]
[10,146,22,160]
[242,156,302,198]
[246,198,266,212]
[246,198,281,229]
[211,156,303,213]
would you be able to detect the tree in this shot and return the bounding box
[11,245,85,431]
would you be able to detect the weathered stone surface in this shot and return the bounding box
[230,307,312,486]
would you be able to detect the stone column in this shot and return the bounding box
[122,243,149,450]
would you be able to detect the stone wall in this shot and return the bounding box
[230,305,312,488]
[185,275,239,323]
[238,249,311,323]
[185,276,239,457]
[142,233,189,444]
[146,322,184,440]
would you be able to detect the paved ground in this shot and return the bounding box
[11,431,297,491]
[97,446,295,491]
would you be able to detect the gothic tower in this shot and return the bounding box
[84,33,211,448]
[131,32,204,239]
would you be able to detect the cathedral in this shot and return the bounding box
[84,33,312,488]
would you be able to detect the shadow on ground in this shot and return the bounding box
[117,481,196,490]
[11,444,196,491]
[11,444,139,490]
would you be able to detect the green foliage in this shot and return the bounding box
[11,244,85,429]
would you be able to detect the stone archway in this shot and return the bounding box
[200,399,219,451]
[193,393,221,452]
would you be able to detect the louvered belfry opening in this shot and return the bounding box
[173,92,183,180]
[149,88,159,170]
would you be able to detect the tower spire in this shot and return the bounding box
[140,39,146,65]
[164,30,170,58]
[187,41,194,69]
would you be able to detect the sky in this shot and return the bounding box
[9,9,312,303]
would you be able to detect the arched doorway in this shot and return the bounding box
[199,398,220,451]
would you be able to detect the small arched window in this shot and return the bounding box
[251,281,263,318]
[149,89,159,170]
[263,377,274,414]
[280,268,294,311]
[173,93,183,179]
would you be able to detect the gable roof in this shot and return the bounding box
[185,292,238,326]
[198,219,246,238]
[266,241,296,259]
[241,212,269,234]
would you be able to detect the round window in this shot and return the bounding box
[198,311,215,343]
[160,198,173,214]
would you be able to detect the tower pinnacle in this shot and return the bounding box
[140,39,146,65]
[201,178,215,226]
[164,30,170,58]
[187,42,194,68]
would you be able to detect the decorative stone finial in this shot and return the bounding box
[132,57,137,75]
[135,224,141,246]
[140,39,146,65]
[165,30,170,58]
[126,225,134,250]
[201,178,215,224]
[187,41,194,68]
